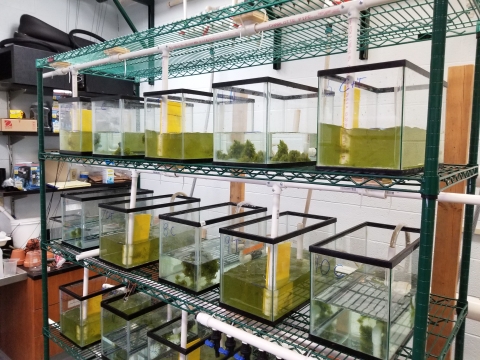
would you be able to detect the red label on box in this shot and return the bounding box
[4,120,12,129]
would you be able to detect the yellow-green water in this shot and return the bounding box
[221,251,310,322]
[318,124,426,170]
[60,130,92,153]
[100,233,159,268]
[60,308,101,347]
[145,131,213,159]
[94,131,145,156]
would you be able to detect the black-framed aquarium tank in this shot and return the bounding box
[98,194,200,270]
[61,188,153,250]
[147,314,211,360]
[316,60,446,174]
[309,222,420,360]
[59,275,122,348]
[219,211,336,325]
[144,89,214,162]
[158,202,267,294]
[92,95,145,158]
[101,292,180,360]
[213,77,318,167]
[59,97,92,155]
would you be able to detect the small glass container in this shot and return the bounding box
[213,77,318,167]
[61,188,153,250]
[101,292,180,360]
[59,97,92,155]
[220,211,336,325]
[147,314,212,360]
[309,222,420,359]
[317,60,446,174]
[144,89,214,162]
[98,194,200,269]
[92,96,145,158]
[158,202,267,294]
[59,275,122,348]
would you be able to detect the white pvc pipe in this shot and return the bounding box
[71,69,78,98]
[197,313,310,360]
[183,0,187,20]
[82,267,89,322]
[127,170,139,246]
[42,0,398,80]
[162,171,480,205]
[268,184,282,291]
[0,206,15,222]
[75,249,100,261]
[180,310,188,360]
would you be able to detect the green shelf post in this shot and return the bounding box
[37,68,49,360]
[455,26,480,360]
[413,0,450,357]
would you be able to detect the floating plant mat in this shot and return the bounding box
[60,130,93,153]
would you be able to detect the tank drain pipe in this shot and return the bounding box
[197,313,310,360]
[75,249,100,261]
[127,169,139,247]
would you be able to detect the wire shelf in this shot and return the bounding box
[44,240,466,360]
[35,0,480,82]
[40,152,478,193]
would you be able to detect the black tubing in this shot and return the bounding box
[18,14,71,47]
[0,37,59,53]
[14,32,72,53]
[68,29,106,49]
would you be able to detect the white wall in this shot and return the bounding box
[0,0,122,222]
[125,0,480,357]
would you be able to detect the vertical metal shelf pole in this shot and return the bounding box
[455,28,480,360]
[413,0,449,357]
[37,68,49,359]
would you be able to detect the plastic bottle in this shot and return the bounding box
[0,248,4,279]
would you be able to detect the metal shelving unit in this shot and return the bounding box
[44,238,468,360]
[34,0,480,359]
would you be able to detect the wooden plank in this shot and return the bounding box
[428,65,474,359]
[230,181,245,204]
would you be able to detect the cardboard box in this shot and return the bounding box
[1,119,37,132]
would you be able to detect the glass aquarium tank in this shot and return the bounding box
[158,202,267,294]
[61,188,154,250]
[144,89,214,162]
[59,97,92,155]
[309,222,420,360]
[317,60,446,174]
[213,77,318,167]
[219,211,336,325]
[101,291,180,360]
[59,275,122,348]
[92,96,145,158]
[99,194,200,269]
[147,314,212,360]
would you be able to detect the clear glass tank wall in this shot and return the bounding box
[309,222,420,359]
[144,89,214,162]
[317,60,446,174]
[213,77,318,167]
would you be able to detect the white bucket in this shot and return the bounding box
[10,217,41,249]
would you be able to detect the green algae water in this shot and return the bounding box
[221,250,310,322]
[60,130,92,153]
[60,308,101,346]
[318,124,426,170]
[145,131,213,160]
[100,233,159,268]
